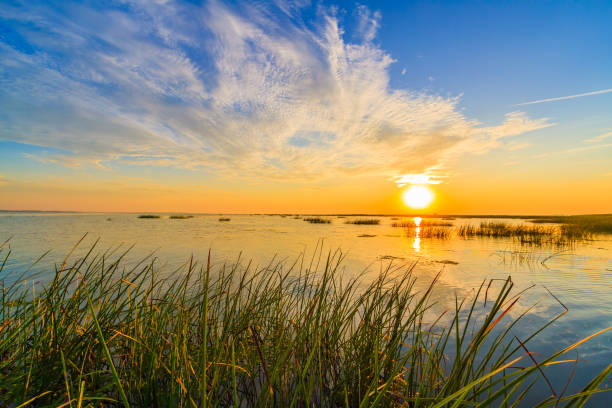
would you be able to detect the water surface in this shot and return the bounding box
[1,212,611,404]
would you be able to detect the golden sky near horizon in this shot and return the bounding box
[1,1,611,215]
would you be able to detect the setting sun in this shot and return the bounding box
[402,186,434,209]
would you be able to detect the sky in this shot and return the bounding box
[0,0,611,214]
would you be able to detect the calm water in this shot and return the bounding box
[1,212,611,404]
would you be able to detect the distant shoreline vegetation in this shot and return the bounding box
[0,243,610,406]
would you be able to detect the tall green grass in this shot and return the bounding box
[0,241,610,407]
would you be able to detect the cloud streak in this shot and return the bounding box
[0,1,550,184]
[517,88,612,106]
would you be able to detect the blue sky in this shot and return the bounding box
[0,0,611,212]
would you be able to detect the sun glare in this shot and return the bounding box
[402,186,434,209]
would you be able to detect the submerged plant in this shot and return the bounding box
[0,240,610,407]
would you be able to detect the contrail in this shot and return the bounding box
[517,88,612,106]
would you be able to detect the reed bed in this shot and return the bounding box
[0,241,611,407]
[170,215,194,219]
[419,226,452,239]
[219,217,231,222]
[392,221,453,228]
[137,215,160,219]
[457,222,591,247]
[303,217,331,224]
[345,219,380,225]
[530,214,612,234]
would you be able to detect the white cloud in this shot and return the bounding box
[356,4,381,42]
[585,131,612,143]
[533,143,612,159]
[0,1,551,184]
[506,141,531,151]
[517,88,612,106]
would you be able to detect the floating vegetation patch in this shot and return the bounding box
[169,215,194,219]
[345,219,380,225]
[357,234,376,238]
[218,217,231,222]
[435,259,459,265]
[378,255,405,260]
[303,217,331,224]
[138,214,160,219]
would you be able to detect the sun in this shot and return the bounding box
[402,185,434,209]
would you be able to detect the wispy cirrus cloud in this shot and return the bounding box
[585,131,612,143]
[0,0,550,184]
[517,88,612,106]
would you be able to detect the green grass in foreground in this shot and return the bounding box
[0,240,611,407]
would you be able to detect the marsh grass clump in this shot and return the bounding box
[138,214,160,219]
[458,222,591,247]
[303,217,331,224]
[345,218,380,225]
[392,220,453,228]
[218,217,231,222]
[530,214,612,234]
[1,241,611,407]
[419,226,451,239]
[169,215,194,219]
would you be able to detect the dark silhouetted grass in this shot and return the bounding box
[419,226,451,239]
[530,214,612,234]
[457,222,592,246]
[303,217,331,224]
[219,217,231,222]
[392,220,453,228]
[138,214,160,219]
[345,219,380,225]
[0,241,611,407]
[170,215,194,219]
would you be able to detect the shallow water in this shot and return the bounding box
[1,212,611,404]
